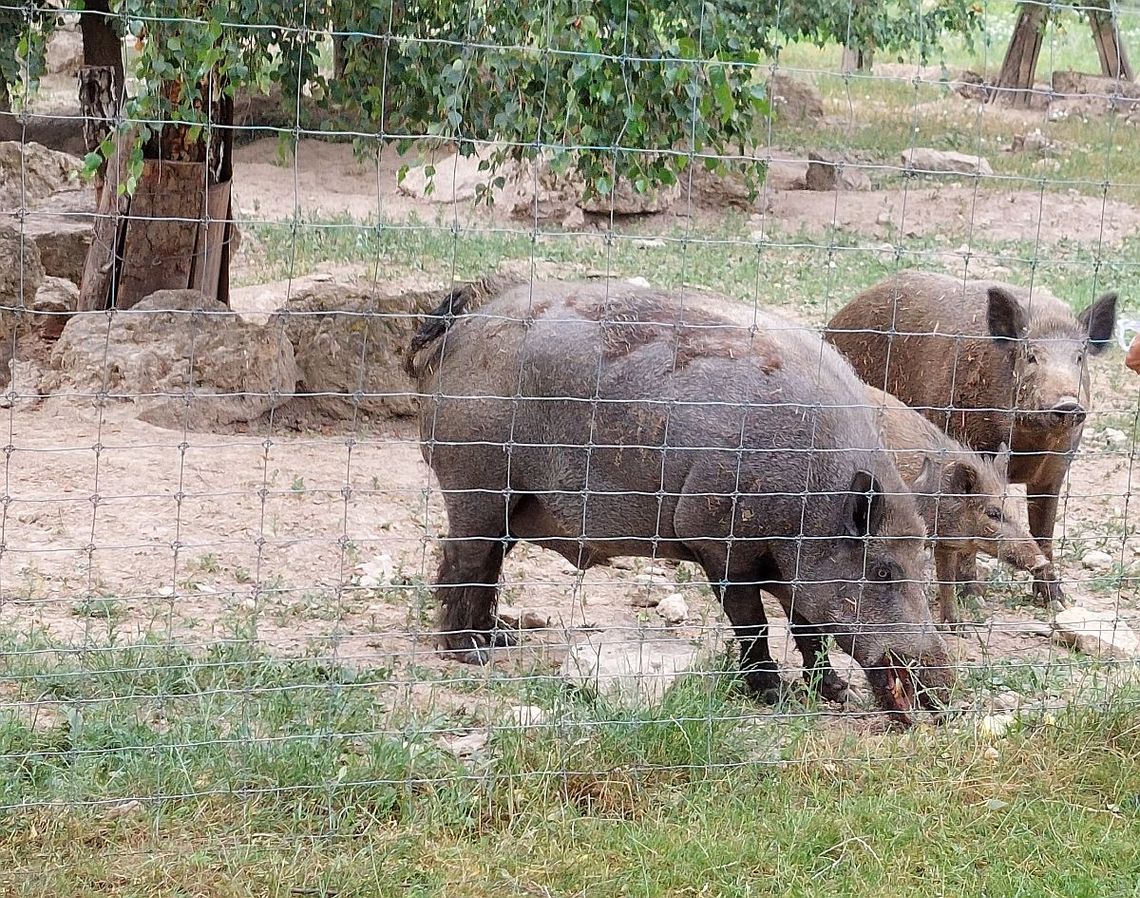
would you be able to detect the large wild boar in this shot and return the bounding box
[825,270,1117,606]
[865,384,1055,628]
[405,279,955,722]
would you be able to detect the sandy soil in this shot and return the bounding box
[5,68,1140,730]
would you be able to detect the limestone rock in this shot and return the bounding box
[1053,607,1140,661]
[1080,550,1115,571]
[0,141,82,209]
[43,289,299,430]
[0,224,45,311]
[270,276,466,419]
[804,151,871,191]
[901,148,993,177]
[560,635,704,707]
[31,276,78,340]
[45,29,84,76]
[656,593,689,625]
[767,74,824,124]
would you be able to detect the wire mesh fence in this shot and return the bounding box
[2,0,1140,891]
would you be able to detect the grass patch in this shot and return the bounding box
[239,212,1140,326]
[2,627,1140,895]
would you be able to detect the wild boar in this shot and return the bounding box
[864,384,1055,628]
[405,279,955,723]
[825,270,1117,606]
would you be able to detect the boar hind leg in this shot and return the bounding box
[717,583,785,702]
[433,508,517,665]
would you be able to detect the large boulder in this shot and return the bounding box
[0,141,83,210]
[0,225,45,312]
[42,289,300,430]
[269,274,444,420]
[265,261,583,420]
[766,74,825,125]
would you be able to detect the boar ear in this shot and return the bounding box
[845,470,886,538]
[1078,291,1118,355]
[944,460,980,496]
[986,287,1028,344]
[912,455,938,496]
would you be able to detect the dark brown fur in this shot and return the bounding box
[407,279,955,723]
[825,270,1117,606]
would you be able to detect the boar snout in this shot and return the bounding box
[1047,397,1086,428]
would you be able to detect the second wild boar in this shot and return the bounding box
[865,384,1056,628]
[825,269,1118,605]
[405,279,955,723]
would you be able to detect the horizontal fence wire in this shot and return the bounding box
[1,0,1140,891]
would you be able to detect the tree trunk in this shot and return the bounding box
[841,46,874,73]
[992,3,1047,107]
[78,0,125,97]
[78,73,236,311]
[78,65,120,205]
[1089,10,1134,81]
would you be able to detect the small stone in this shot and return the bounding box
[982,745,1000,761]
[626,276,651,288]
[104,800,144,820]
[1081,550,1115,571]
[633,573,670,587]
[497,605,521,629]
[876,211,891,226]
[1104,428,1128,447]
[519,610,549,630]
[1053,607,1140,660]
[157,585,174,598]
[644,565,670,577]
[440,730,489,758]
[992,691,1022,712]
[656,593,688,625]
[630,593,660,609]
[977,713,1015,740]
[901,148,994,177]
[611,558,636,571]
[803,151,871,191]
[560,636,704,708]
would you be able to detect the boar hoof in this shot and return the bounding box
[807,669,851,705]
[939,616,968,636]
[1033,577,1068,610]
[742,669,799,706]
[442,626,518,665]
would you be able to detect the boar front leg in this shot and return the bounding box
[433,532,517,666]
[936,549,964,632]
[719,583,787,703]
[788,610,850,705]
[1026,475,1071,610]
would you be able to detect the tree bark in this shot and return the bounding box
[78,0,125,97]
[78,65,120,205]
[77,73,236,311]
[1089,10,1134,81]
[992,3,1047,107]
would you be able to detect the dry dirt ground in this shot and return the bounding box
[5,69,1140,731]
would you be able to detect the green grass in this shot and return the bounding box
[2,630,1140,895]
[239,212,1140,325]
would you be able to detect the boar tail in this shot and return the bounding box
[403,283,477,380]
[403,266,531,381]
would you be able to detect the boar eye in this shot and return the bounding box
[871,564,892,582]
[985,507,1003,521]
